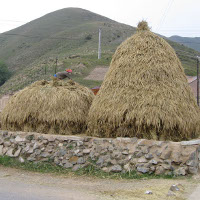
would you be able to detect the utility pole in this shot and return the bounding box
[197,56,200,106]
[98,28,101,59]
[44,65,47,75]
[55,57,58,74]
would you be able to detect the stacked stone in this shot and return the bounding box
[0,130,199,175]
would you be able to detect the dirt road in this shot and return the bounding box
[84,67,109,81]
[0,166,199,200]
[188,184,200,200]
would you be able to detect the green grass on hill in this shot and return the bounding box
[0,53,111,95]
[167,39,199,76]
[0,47,199,96]
[169,36,200,52]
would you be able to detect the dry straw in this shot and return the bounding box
[87,21,200,141]
[1,79,94,135]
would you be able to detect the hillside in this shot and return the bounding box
[169,36,200,52]
[0,8,134,71]
[0,7,200,95]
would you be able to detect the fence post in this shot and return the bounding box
[197,56,199,106]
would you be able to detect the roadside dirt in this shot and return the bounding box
[84,67,109,81]
[0,166,199,200]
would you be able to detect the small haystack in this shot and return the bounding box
[87,21,200,141]
[1,79,94,135]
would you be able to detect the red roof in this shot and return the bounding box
[187,76,197,84]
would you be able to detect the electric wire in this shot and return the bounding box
[0,19,26,23]
[156,0,175,32]
[0,33,86,40]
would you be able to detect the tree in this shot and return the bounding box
[0,61,11,86]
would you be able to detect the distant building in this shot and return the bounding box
[187,76,198,98]
[91,86,100,95]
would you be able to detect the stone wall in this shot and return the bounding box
[0,130,200,175]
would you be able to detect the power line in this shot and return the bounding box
[0,23,21,27]
[161,30,200,32]
[98,28,101,59]
[0,19,27,23]
[0,33,83,40]
[156,0,174,32]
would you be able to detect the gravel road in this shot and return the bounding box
[0,166,199,200]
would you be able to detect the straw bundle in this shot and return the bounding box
[87,21,200,141]
[1,79,94,135]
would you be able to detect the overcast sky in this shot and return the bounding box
[0,0,199,37]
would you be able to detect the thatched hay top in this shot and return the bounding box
[1,80,94,135]
[137,20,150,32]
[87,21,200,141]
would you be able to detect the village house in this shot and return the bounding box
[187,76,198,98]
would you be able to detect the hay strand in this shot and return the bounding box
[137,20,150,32]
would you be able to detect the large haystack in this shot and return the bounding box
[1,80,94,135]
[87,21,200,141]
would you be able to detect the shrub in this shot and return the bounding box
[0,61,11,86]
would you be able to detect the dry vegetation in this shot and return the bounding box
[87,21,200,141]
[1,79,94,135]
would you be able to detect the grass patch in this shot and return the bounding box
[0,53,109,95]
[73,164,175,180]
[73,78,102,88]
[0,156,178,180]
[0,156,67,174]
